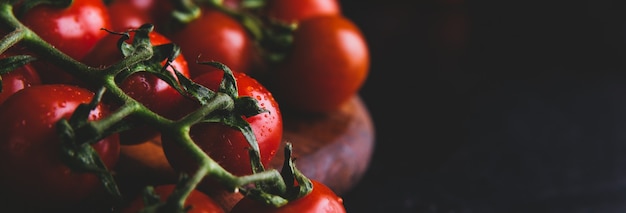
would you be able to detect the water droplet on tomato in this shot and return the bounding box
[141,82,150,90]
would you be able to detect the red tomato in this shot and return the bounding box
[82,29,191,145]
[166,7,256,78]
[230,180,347,213]
[0,84,120,210]
[17,0,112,84]
[223,0,243,10]
[105,0,174,32]
[121,184,225,213]
[267,15,369,113]
[0,52,41,105]
[106,0,155,31]
[120,0,175,32]
[162,70,283,179]
[120,0,172,15]
[18,0,112,60]
[264,0,341,23]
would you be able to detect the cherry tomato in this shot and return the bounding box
[264,0,341,23]
[267,15,369,113]
[17,0,112,84]
[223,0,243,10]
[117,0,175,32]
[82,29,191,145]
[230,180,347,213]
[120,184,225,213]
[18,0,112,60]
[106,0,155,31]
[0,84,120,210]
[162,69,283,179]
[166,7,256,78]
[0,52,41,105]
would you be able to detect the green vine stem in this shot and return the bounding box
[0,1,313,211]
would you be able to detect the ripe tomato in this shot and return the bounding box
[264,0,341,23]
[267,15,369,113]
[113,0,174,32]
[0,52,41,105]
[166,6,256,78]
[17,0,112,84]
[82,28,191,145]
[120,184,225,213]
[106,0,155,31]
[18,0,112,60]
[230,180,346,213]
[162,69,283,179]
[223,0,243,10]
[0,84,120,210]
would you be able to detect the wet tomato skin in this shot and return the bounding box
[162,69,283,180]
[0,84,120,210]
[82,29,191,145]
[0,52,41,105]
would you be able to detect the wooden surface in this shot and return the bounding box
[115,95,375,209]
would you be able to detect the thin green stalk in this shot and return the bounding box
[0,28,24,53]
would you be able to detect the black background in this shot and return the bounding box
[338,0,626,212]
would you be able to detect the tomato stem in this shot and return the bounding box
[0,1,312,210]
[0,28,24,53]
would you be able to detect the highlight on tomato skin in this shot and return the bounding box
[15,0,113,85]
[17,0,112,61]
[264,0,342,24]
[106,0,156,32]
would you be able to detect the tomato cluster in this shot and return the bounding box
[0,0,367,212]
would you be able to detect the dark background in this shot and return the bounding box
[338,0,626,212]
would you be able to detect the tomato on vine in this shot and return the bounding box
[162,67,283,181]
[120,184,225,213]
[82,24,191,145]
[266,15,370,113]
[231,179,346,213]
[16,0,112,84]
[165,6,257,77]
[0,51,40,105]
[0,84,120,210]
[106,0,155,31]
[0,0,373,211]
